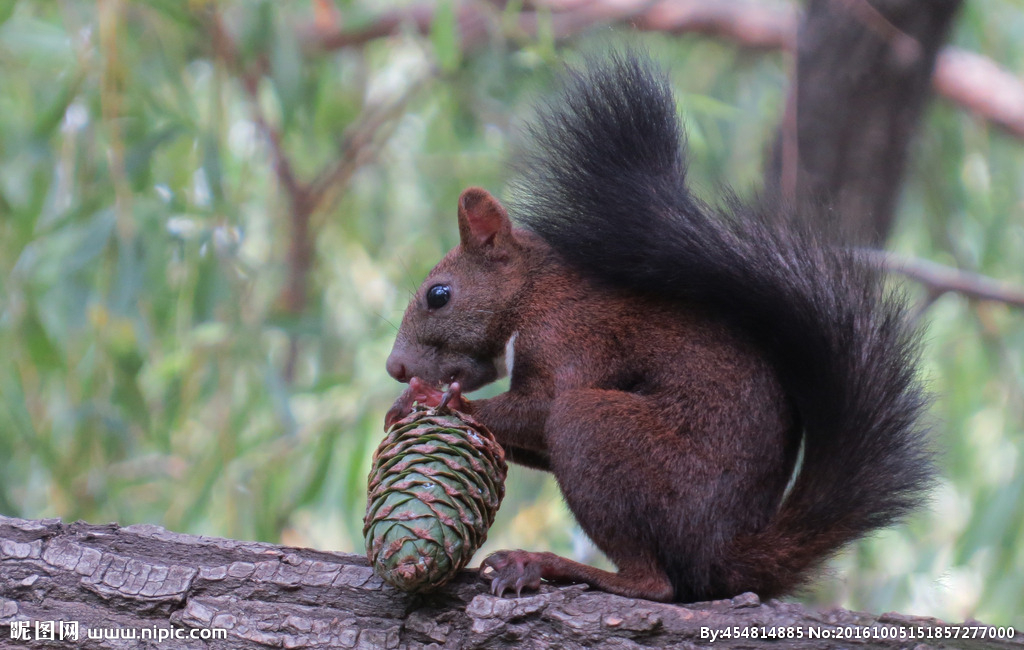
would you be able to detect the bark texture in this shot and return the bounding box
[0,516,1020,649]
[766,0,963,244]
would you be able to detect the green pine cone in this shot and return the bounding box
[364,404,507,592]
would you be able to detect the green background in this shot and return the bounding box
[0,0,1021,627]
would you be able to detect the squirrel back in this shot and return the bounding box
[508,53,933,597]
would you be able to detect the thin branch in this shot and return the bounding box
[935,47,1024,139]
[207,12,316,383]
[306,72,434,215]
[97,0,136,240]
[305,0,1024,141]
[207,13,310,297]
[864,250,1024,309]
[636,0,795,49]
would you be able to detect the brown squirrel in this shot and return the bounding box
[384,53,932,603]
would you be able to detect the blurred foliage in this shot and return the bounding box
[0,0,1021,628]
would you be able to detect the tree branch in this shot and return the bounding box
[934,47,1024,139]
[306,72,434,219]
[766,0,963,244]
[1,516,1020,649]
[865,250,1024,309]
[305,0,1024,142]
[207,12,314,382]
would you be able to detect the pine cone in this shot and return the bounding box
[364,405,507,592]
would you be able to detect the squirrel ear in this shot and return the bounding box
[457,187,511,250]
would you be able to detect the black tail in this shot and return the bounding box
[511,52,932,597]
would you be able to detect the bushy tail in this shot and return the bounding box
[511,52,932,597]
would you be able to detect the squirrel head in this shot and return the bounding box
[386,187,528,393]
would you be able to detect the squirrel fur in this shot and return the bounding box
[385,52,932,603]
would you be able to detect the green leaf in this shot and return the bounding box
[238,1,274,61]
[294,422,338,509]
[271,17,303,129]
[680,93,741,120]
[32,73,84,140]
[65,208,116,274]
[430,0,461,73]
[0,15,74,67]
[0,1,16,27]
[533,6,555,60]
[200,133,225,207]
[125,125,183,192]
[22,300,64,371]
[143,0,199,27]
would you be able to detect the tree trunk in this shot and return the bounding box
[766,0,963,244]
[0,516,1019,649]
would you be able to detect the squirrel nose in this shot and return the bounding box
[386,354,410,383]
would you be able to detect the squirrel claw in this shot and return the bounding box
[481,550,542,598]
[437,381,462,410]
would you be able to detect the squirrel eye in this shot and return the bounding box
[426,284,451,309]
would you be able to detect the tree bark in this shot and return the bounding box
[0,516,1020,649]
[766,0,963,244]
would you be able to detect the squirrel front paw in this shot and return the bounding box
[480,550,543,597]
[384,377,470,430]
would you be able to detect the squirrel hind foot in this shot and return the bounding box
[480,550,674,602]
[481,550,543,597]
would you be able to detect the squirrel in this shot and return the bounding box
[383,53,932,603]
